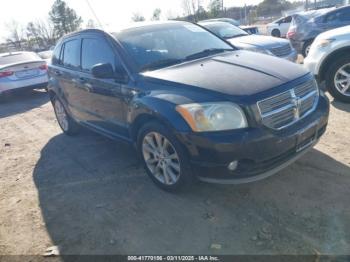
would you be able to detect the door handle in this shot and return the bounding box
[54,70,62,76]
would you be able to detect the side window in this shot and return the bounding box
[285,16,292,23]
[81,38,116,72]
[62,39,81,70]
[52,44,62,65]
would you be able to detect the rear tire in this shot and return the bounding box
[325,55,350,103]
[302,40,313,57]
[137,121,194,191]
[52,96,80,135]
[271,29,281,38]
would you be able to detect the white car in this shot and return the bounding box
[266,16,292,37]
[304,25,350,103]
[0,51,48,96]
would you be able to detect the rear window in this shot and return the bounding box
[0,52,40,66]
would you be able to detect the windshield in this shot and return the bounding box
[202,22,248,39]
[0,52,40,66]
[114,23,234,71]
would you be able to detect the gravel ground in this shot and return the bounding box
[0,90,349,256]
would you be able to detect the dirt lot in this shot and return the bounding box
[0,90,349,256]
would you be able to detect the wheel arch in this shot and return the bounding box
[319,47,350,82]
[128,97,192,142]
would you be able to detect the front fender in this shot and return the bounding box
[128,93,192,134]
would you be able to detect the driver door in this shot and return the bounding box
[77,36,129,137]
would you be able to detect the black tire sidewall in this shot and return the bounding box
[325,56,350,103]
[272,29,281,37]
[52,96,79,135]
[302,41,312,57]
[137,121,193,191]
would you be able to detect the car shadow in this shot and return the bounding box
[331,99,350,113]
[0,89,49,118]
[33,132,350,255]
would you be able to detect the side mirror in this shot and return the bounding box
[91,63,115,79]
[91,63,129,83]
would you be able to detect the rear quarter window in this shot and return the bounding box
[52,45,62,65]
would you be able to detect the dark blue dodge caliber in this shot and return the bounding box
[48,21,329,191]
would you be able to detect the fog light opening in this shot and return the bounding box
[228,161,238,171]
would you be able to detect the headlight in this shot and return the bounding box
[314,38,335,48]
[246,47,274,56]
[176,102,248,132]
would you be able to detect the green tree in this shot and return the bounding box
[151,8,162,21]
[257,0,292,17]
[49,0,83,38]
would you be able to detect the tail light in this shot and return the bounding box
[39,64,48,70]
[0,71,14,78]
[287,30,296,39]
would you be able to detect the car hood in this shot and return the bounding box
[228,35,290,49]
[142,50,308,97]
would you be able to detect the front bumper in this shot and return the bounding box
[177,95,329,184]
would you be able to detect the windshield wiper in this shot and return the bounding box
[185,48,233,61]
[140,58,184,71]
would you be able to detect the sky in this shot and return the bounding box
[0,0,264,40]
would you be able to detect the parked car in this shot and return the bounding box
[200,18,240,26]
[199,18,260,34]
[267,15,292,37]
[240,25,260,35]
[199,21,297,62]
[287,5,350,57]
[48,22,329,191]
[38,50,53,64]
[304,25,350,103]
[0,51,48,96]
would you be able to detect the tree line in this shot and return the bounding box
[3,0,83,51]
[2,0,305,52]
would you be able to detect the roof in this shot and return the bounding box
[109,20,189,33]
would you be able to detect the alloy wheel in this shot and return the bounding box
[334,63,350,97]
[142,132,181,185]
[54,99,69,131]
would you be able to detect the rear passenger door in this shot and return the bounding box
[56,37,91,121]
[78,36,128,137]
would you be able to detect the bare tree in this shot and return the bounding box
[182,0,204,21]
[5,20,25,50]
[151,8,162,21]
[86,19,97,29]
[26,19,56,49]
[131,13,146,22]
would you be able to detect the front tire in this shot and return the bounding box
[137,121,193,191]
[325,56,350,103]
[302,41,313,57]
[271,29,281,38]
[52,96,80,135]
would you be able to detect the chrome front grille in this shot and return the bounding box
[269,44,292,57]
[257,79,319,130]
